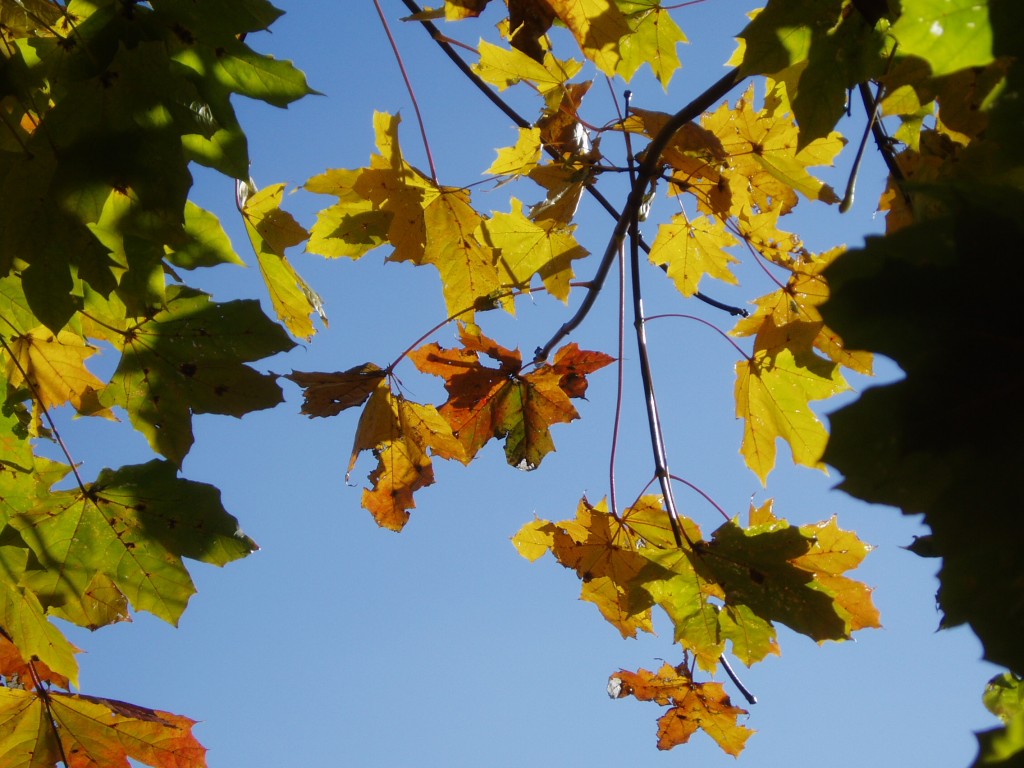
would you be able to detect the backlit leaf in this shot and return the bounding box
[545,0,632,75]
[3,328,110,418]
[242,182,324,341]
[892,0,994,77]
[0,537,80,687]
[11,460,258,626]
[481,199,588,301]
[103,287,295,466]
[609,664,753,754]
[648,213,739,297]
[473,41,582,94]
[735,342,847,483]
[615,1,687,86]
[410,327,611,469]
[287,364,387,418]
[0,687,206,768]
[345,381,464,531]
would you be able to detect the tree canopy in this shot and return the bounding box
[1,0,1022,765]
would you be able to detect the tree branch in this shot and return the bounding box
[534,66,745,362]
[399,0,747,319]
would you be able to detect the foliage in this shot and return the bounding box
[0,0,1020,765]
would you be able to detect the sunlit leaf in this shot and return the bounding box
[609,663,753,754]
[0,687,206,768]
[241,182,324,341]
[11,460,258,627]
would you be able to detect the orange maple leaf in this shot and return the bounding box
[609,663,753,754]
[0,688,206,768]
[346,380,463,531]
[287,364,387,417]
[410,327,612,470]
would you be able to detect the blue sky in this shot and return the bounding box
[54,2,1002,766]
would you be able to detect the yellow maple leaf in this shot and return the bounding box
[473,39,582,93]
[546,0,632,75]
[615,0,687,86]
[3,327,111,417]
[347,380,464,531]
[422,186,504,317]
[512,497,655,637]
[732,242,873,374]
[735,344,847,483]
[701,84,844,215]
[0,688,206,768]
[242,182,324,341]
[486,127,544,177]
[308,113,509,319]
[648,212,739,297]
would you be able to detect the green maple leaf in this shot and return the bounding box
[891,0,994,77]
[0,529,80,686]
[697,521,849,641]
[11,460,257,627]
[165,202,246,270]
[103,286,295,466]
[615,0,687,86]
[739,0,887,144]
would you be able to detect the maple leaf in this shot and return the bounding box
[696,501,879,640]
[241,181,325,341]
[165,202,247,270]
[513,497,655,637]
[10,460,257,626]
[738,0,888,144]
[0,536,80,687]
[700,85,845,215]
[486,128,544,177]
[735,338,847,484]
[102,286,295,466]
[0,634,72,691]
[546,0,632,75]
[2,327,110,418]
[345,380,464,531]
[410,327,611,470]
[473,40,582,94]
[0,687,206,768]
[609,664,753,754]
[307,113,502,319]
[648,212,739,297]
[615,0,687,86]
[304,168,392,258]
[286,364,387,418]
[891,0,994,77]
[480,199,588,301]
[732,245,873,375]
[507,0,559,61]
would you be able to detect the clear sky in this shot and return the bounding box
[56,2,1001,766]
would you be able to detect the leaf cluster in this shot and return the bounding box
[1,0,1018,764]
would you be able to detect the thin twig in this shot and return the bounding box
[840,80,884,213]
[857,81,910,209]
[720,654,757,705]
[607,87,630,520]
[373,0,438,181]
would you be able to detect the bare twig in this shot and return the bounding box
[373,0,438,181]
